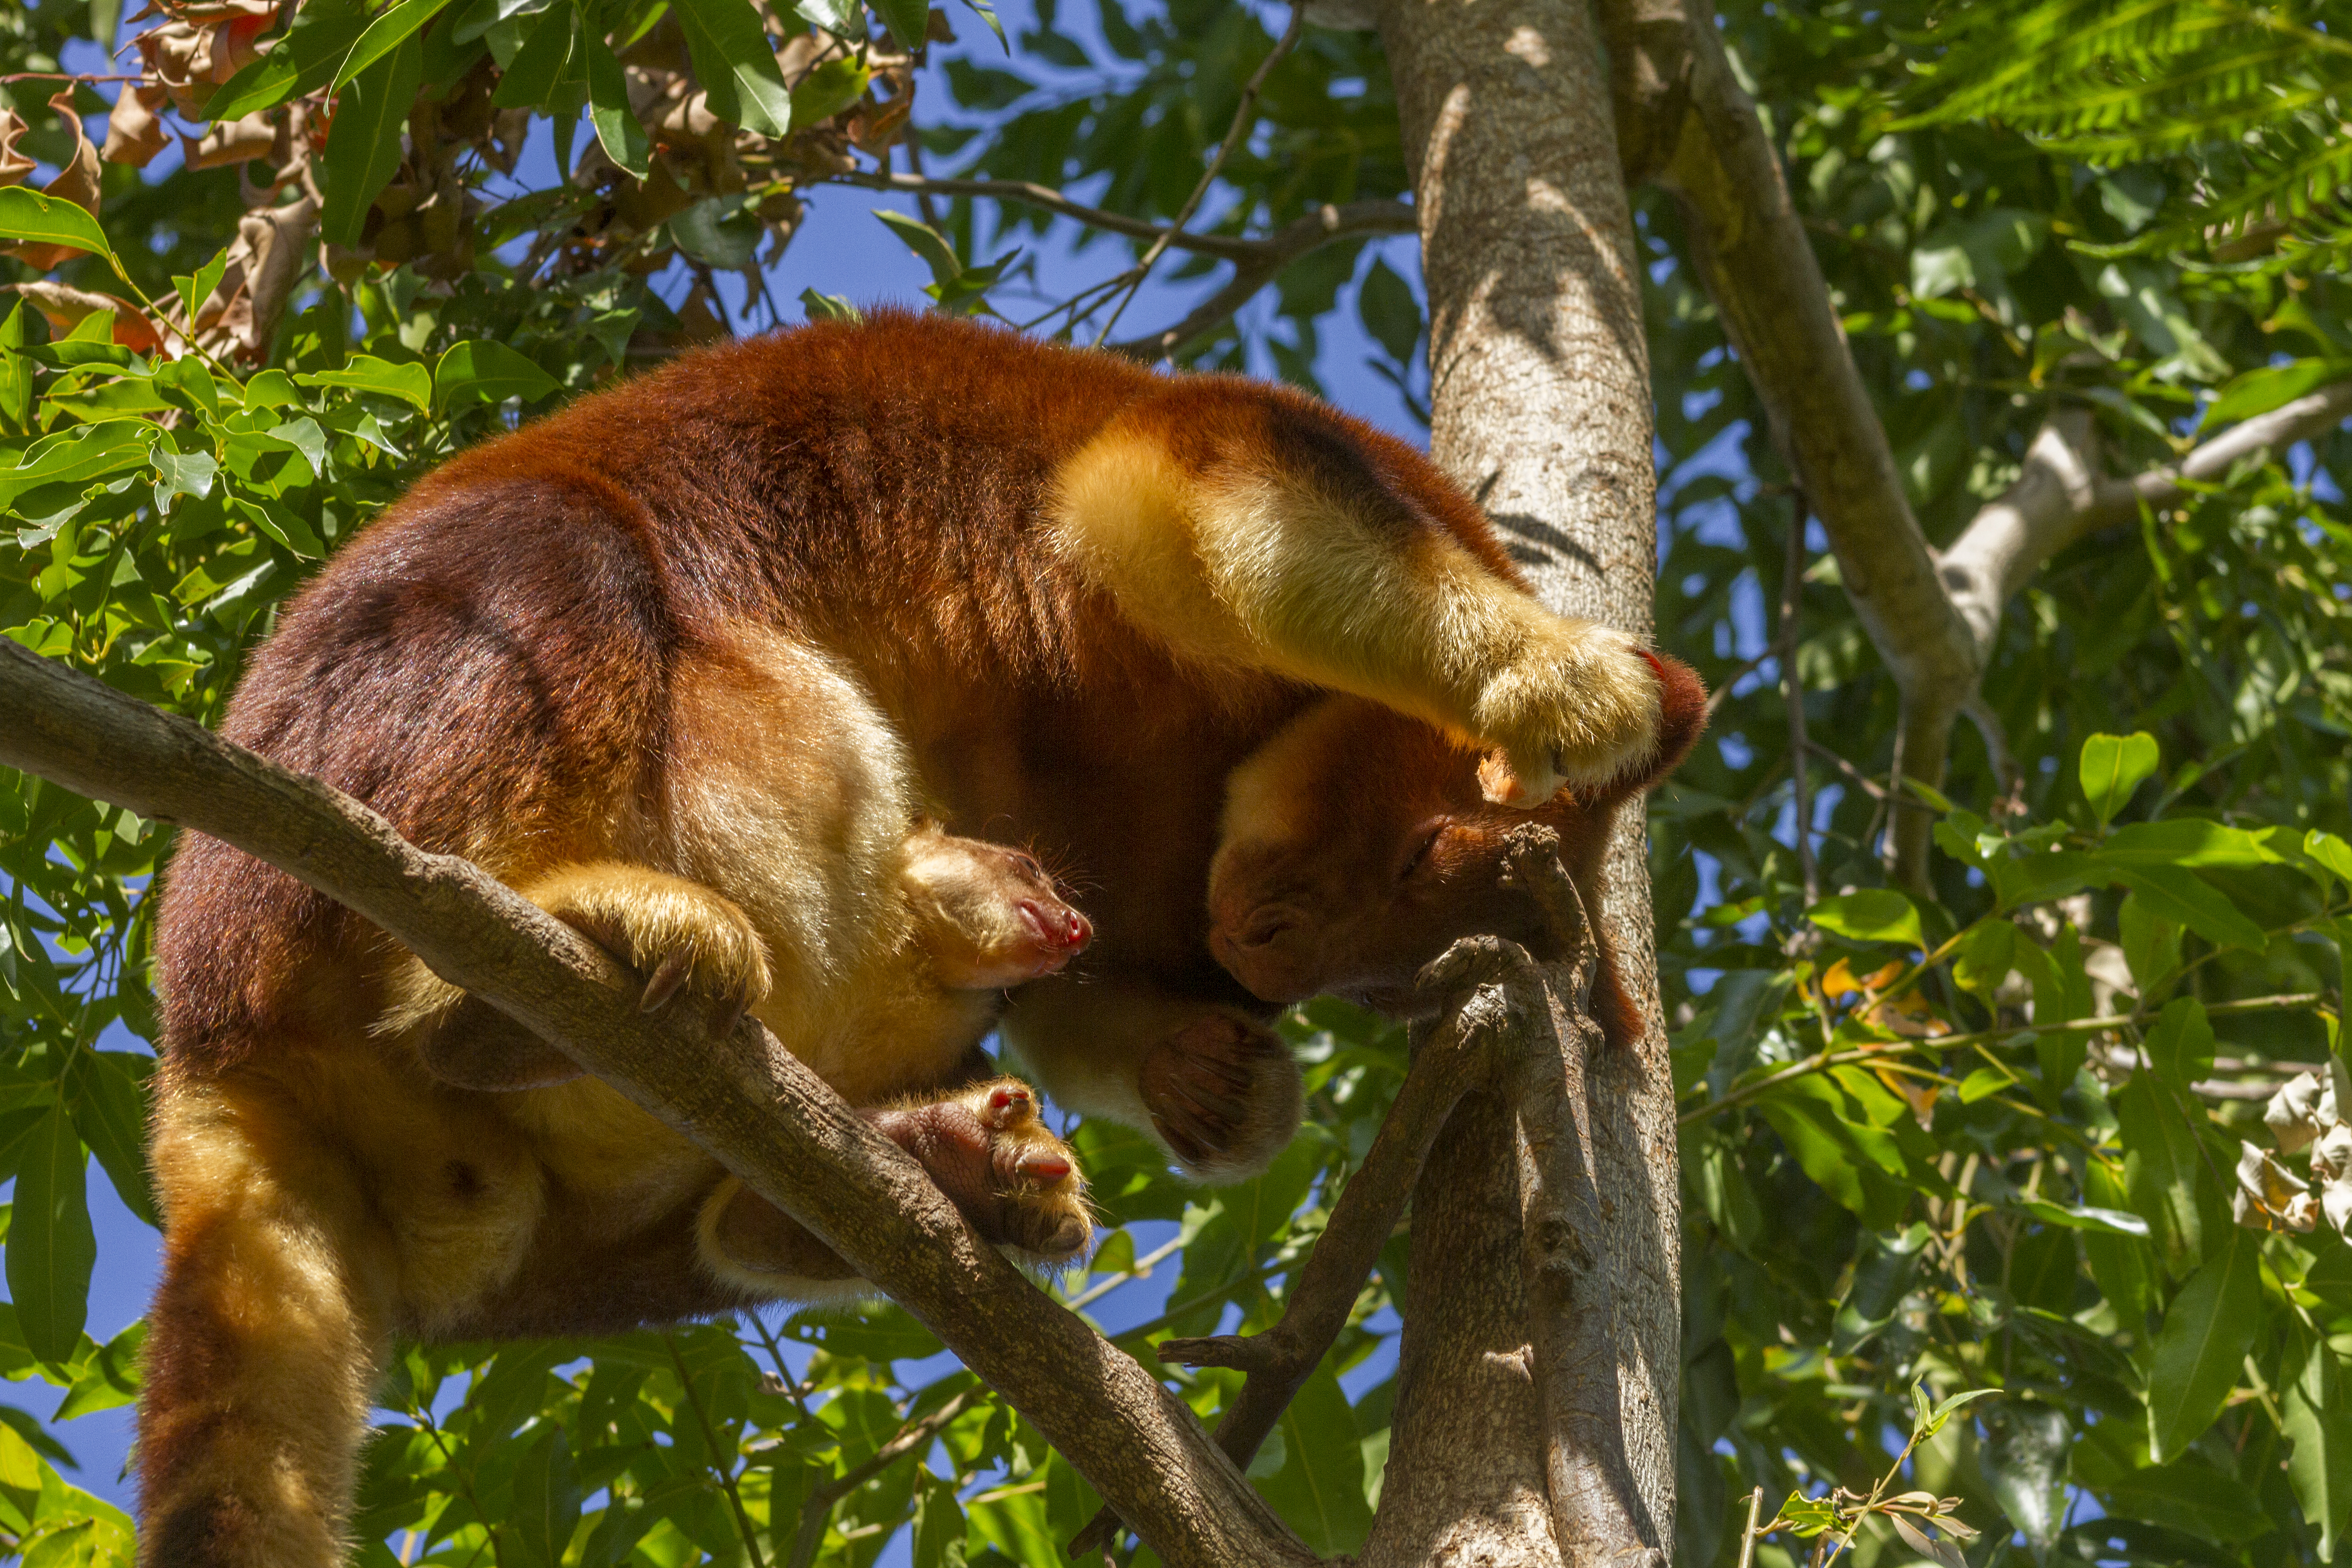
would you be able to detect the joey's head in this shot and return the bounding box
[903,828,1093,990]
[1206,655,1704,1016]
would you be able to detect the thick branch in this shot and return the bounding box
[0,641,1316,1568]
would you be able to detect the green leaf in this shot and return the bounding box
[2283,1326,2352,1558]
[2305,828,2352,890]
[583,33,651,180]
[2095,1459,2272,1544]
[872,0,930,47]
[2109,865,2266,952]
[2014,1199,2148,1237]
[2080,731,2158,825]
[874,208,964,288]
[208,0,371,120]
[670,196,764,270]
[910,1469,970,1568]
[296,354,433,411]
[671,0,794,137]
[509,1423,582,1568]
[2097,819,2281,869]
[0,188,114,265]
[2146,1227,2261,1463]
[0,303,30,432]
[1807,889,1922,950]
[491,5,578,109]
[334,0,456,88]
[0,422,157,511]
[1358,257,1422,363]
[63,1052,153,1228]
[51,1318,144,1421]
[2199,358,2352,433]
[5,1105,93,1366]
[789,56,870,126]
[2113,1075,2202,1269]
[2142,997,2215,1087]
[171,248,232,333]
[1984,1401,2069,1553]
[1257,1365,1372,1555]
[321,34,427,250]
[801,288,861,323]
[434,340,561,409]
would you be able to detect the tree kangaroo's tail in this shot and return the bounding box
[139,1064,383,1568]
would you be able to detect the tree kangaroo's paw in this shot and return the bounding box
[531,863,772,1038]
[871,1080,1091,1266]
[1470,621,1664,805]
[1139,1012,1303,1184]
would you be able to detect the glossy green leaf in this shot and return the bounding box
[334,0,456,88]
[434,340,561,409]
[671,0,794,137]
[1259,1365,1372,1555]
[1806,889,1922,949]
[1983,1401,2068,1553]
[207,0,371,119]
[492,6,578,109]
[790,57,871,126]
[2095,1459,2272,1544]
[2109,865,2266,952]
[2141,997,2215,1086]
[872,0,931,47]
[2080,731,2159,825]
[321,34,427,250]
[62,1052,154,1228]
[5,1105,93,1366]
[910,1468,971,1568]
[0,188,113,265]
[296,355,433,411]
[2097,818,2281,868]
[2146,1227,2260,1463]
[508,1423,581,1568]
[2199,358,2352,432]
[583,33,652,181]
[2283,1326,2352,1559]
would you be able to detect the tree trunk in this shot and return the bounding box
[1369,0,1681,1562]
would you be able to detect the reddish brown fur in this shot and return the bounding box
[143,312,1701,1568]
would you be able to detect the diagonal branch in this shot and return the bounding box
[0,640,1319,1568]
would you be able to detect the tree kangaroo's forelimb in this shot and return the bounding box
[0,638,1318,1568]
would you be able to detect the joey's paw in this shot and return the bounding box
[873,1079,1091,1265]
[532,865,772,1038]
[1139,1013,1303,1184]
[1470,624,1664,805]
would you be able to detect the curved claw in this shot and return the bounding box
[639,951,693,1012]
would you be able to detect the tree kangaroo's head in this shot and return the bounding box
[1205,654,1705,1018]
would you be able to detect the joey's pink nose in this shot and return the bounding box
[1019,901,1092,952]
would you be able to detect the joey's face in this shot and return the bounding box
[1206,699,1596,1015]
[905,831,1093,990]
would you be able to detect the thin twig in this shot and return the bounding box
[1093,5,1304,347]
[1065,1231,1189,1313]
[1802,738,1890,800]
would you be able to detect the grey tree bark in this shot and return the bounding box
[1367,0,1680,1560]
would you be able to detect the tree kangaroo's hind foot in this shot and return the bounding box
[1140,1012,1303,1184]
[701,1078,1090,1295]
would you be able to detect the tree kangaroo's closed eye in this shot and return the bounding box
[140,311,1704,1568]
